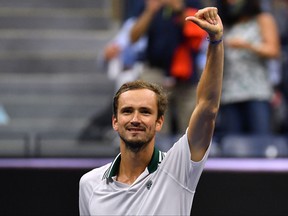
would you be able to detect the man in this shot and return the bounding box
[79,7,223,215]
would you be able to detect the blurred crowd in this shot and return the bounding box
[79,0,288,143]
[215,0,288,138]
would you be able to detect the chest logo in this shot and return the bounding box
[146,180,153,190]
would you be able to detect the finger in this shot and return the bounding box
[204,8,218,25]
[185,16,195,22]
[209,8,218,24]
[203,12,214,25]
[185,16,206,29]
[185,16,198,24]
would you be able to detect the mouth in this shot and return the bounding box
[127,127,145,133]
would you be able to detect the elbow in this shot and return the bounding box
[274,49,281,59]
[198,100,220,120]
[269,47,281,59]
[130,30,139,44]
[207,106,219,120]
[266,41,281,59]
[130,35,137,44]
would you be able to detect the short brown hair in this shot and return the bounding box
[113,80,168,119]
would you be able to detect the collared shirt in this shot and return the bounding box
[102,147,166,181]
[79,132,210,215]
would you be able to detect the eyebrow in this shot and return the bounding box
[120,106,154,112]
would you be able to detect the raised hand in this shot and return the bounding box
[185,7,223,41]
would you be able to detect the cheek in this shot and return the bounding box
[146,120,160,131]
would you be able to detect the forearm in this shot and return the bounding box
[228,38,280,59]
[130,10,155,43]
[256,13,280,58]
[196,39,224,114]
[245,41,280,59]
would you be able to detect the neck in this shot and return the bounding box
[117,144,154,185]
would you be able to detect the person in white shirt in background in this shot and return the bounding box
[103,17,147,91]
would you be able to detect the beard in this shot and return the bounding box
[119,133,154,153]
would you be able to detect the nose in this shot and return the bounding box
[131,112,141,124]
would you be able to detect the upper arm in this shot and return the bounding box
[187,102,216,162]
[257,13,280,57]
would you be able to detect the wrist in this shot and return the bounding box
[207,34,223,45]
[208,32,223,40]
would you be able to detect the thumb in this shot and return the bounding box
[185,15,223,37]
[185,16,205,28]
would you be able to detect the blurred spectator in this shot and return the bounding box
[130,0,207,136]
[122,0,202,20]
[0,105,9,126]
[268,0,288,133]
[78,17,147,141]
[103,17,147,91]
[216,0,281,137]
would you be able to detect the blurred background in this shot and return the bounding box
[0,0,287,215]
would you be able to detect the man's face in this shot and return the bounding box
[112,89,164,152]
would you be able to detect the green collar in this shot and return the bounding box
[102,147,165,180]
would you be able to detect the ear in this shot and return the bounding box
[112,115,118,131]
[155,115,164,132]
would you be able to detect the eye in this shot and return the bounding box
[141,109,152,115]
[121,107,132,114]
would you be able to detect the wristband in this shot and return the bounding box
[207,36,223,45]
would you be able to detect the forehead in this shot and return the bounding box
[118,89,157,108]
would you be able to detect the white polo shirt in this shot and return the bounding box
[79,132,210,215]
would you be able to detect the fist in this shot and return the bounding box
[185,7,223,41]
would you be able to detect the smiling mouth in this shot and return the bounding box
[128,128,145,132]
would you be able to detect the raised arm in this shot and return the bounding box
[130,0,162,43]
[130,0,187,43]
[185,7,224,161]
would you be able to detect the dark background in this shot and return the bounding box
[1,167,287,216]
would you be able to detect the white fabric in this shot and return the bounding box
[108,58,144,90]
[107,18,147,90]
[222,18,273,104]
[79,132,210,215]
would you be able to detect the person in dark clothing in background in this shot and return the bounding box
[78,0,206,141]
[130,0,207,136]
